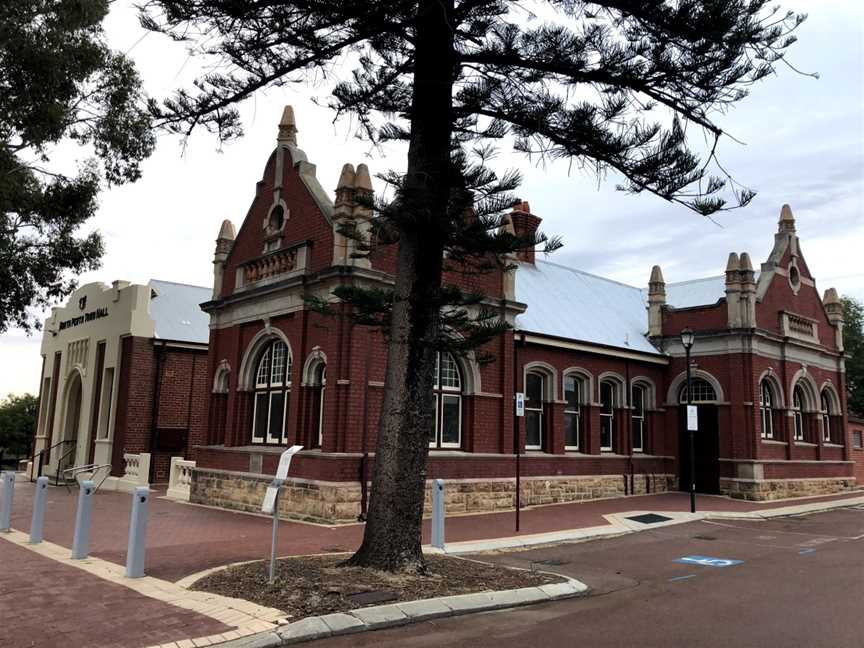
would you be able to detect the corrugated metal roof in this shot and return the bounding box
[663,276,726,308]
[515,260,660,355]
[148,280,211,344]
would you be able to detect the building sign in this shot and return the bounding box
[58,307,109,331]
[515,392,525,417]
[262,445,304,514]
[687,405,698,431]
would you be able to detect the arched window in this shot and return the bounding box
[313,365,326,448]
[820,391,832,443]
[792,384,806,442]
[678,377,717,404]
[525,371,544,450]
[759,380,775,440]
[563,375,581,450]
[431,352,462,449]
[252,340,292,444]
[631,384,646,453]
[600,380,616,451]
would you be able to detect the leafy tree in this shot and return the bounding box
[0,0,155,333]
[0,393,38,461]
[141,0,805,571]
[842,296,864,416]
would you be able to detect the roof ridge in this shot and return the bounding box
[665,275,724,287]
[149,278,210,291]
[532,258,642,291]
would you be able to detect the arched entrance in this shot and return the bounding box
[677,377,720,494]
[60,371,83,472]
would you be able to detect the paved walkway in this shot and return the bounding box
[5,476,863,581]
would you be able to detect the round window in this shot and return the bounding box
[789,264,800,290]
[268,205,285,232]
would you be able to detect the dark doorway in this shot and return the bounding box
[678,404,720,494]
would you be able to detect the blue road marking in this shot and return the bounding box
[669,574,697,582]
[674,555,744,568]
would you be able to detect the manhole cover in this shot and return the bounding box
[627,513,673,524]
[347,590,399,605]
[692,535,717,541]
[535,559,571,566]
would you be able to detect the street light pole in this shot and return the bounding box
[681,327,696,514]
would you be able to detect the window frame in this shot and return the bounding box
[820,391,832,443]
[759,380,775,440]
[599,380,616,452]
[524,371,545,450]
[252,340,292,445]
[430,352,463,450]
[563,374,581,451]
[631,384,646,453]
[792,385,805,442]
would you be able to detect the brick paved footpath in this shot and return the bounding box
[6,478,862,582]
[0,539,231,648]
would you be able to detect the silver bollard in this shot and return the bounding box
[0,471,15,532]
[431,478,445,549]
[29,476,50,543]
[125,487,150,578]
[268,479,284,584]
[71,480,95,559]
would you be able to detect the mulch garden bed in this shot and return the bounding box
[192,554,565,620]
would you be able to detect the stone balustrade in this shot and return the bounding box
[166,457,196,501]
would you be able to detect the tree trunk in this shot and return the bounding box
[346,0,455,572]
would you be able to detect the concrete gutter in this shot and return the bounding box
[436,495,864,555]
[213,578,588,647]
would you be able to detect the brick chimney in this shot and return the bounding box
[647,265,666,337]
[508,200,542,264]
[332,162,373,267]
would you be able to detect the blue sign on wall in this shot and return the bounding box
[674,555,744,568]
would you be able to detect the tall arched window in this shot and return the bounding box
[430,352,462,449]
[820,391,832,443]
[631,384,646,453]
[312,365,326,448]
[759,380,775,440]
[600,380,616,451]
[563,375,581,450]
[678,377,717,403]
[252,340,292,444]
[792,384,806,442]
[525,371,544,450]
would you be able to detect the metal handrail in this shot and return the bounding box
[62,463,111,494]
[32,438,77,481]
[54,444,78,487]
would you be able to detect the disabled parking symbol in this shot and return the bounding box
[674,555,744,568]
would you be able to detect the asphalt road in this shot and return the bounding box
[308,506,864,648]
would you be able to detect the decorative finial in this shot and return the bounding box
[354,163,373,192]
[649,265,665,285]
[725,252,740,273]
[217,219,236,241]
[277,105,298,145]
[778,203,796,233]
[336,163,356,190]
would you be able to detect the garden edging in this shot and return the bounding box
[214,578,589,647]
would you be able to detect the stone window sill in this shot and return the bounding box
[761,439,788,445]
[793,441,817,447]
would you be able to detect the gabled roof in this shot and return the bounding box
[515,260,661,355]
[148,280,211,344]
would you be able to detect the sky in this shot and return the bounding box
[1,0,862,397]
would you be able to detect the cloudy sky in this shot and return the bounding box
[1,0,862,397]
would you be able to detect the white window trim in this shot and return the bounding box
[563,374,581,451]
[430,352,463,449]
[600,381,615,452]
[631,385,645,453]
[759,381,774,440]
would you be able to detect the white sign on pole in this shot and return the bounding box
[515,392,525,417]
[687,405,699,432]
[262,445,303,513]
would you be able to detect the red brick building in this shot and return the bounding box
[33,280,211,487]
[850,415,864,485]
[191,107,855,522]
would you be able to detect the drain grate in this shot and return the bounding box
[534,558,571,566]
[347,590,399,605]
[627,513,673,524]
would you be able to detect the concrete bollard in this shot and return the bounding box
[0,471,15,532]
[29,476,50,543]
[431,478,445,549]
[125,487,150,578]
[71,480,95,559]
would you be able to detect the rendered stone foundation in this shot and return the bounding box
[720,476,856,501]
[190,467,677,524]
